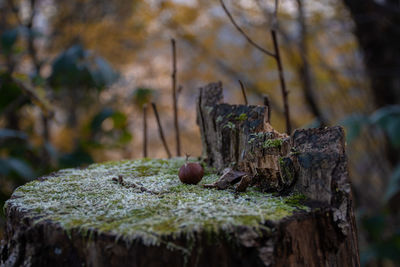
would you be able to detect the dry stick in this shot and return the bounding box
[238,80,248,105]
[274,0,279,17]
[296,0,326,127]
[219,0,291,134]
[175,26,289,121]
[271,0,291,134]
[271,30,291,134]
[151,102,172,158]
[263,94,271,123]
[219,0,275,57]
[143,104,148,158]
[171,38,181,156]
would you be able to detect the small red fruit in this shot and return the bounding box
[178,162,204,185]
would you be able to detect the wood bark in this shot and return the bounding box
[1,82,359,266]
[1,199,359,267]
[197,82,292,192]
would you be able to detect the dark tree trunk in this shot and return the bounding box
[342,0,400,166]
[343,0,400,107]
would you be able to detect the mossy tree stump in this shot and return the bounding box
[1,82,359,266]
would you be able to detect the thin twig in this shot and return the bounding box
[151,102,172,158]
[274,0,279,18]
[171,38,181,156]
[263,94,271,123]
[27,0,41,72]
[219,0,275,57]
[271,0,291,133]
[271,30,291,134]
[238,80,248,105]
[178,85,183,94]
[220,0,291,134]
[12,77,53,117]
[143,104,148,158]
[296,0,327,127]
[112,175,160,194]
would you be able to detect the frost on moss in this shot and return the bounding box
[6,158,307,246]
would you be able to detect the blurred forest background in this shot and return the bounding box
[0,0,399,266]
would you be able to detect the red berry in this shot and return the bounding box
[178,162,204,185]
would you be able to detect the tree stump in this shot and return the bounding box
[1,82,359,266]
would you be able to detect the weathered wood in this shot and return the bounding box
[197,82,292,192]
[1,200,359,267]
[196,82,360,265]
[203,168,246,189]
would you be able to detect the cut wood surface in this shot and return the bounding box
[1,82,359,267]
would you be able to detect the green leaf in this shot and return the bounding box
[89,56,119,89]
[370,105,400,127]
[0,128,28,141]
[132,87,155,108]
[0,157,35,180]
[48,45,118,90]
[370,105,400,147]
[1,28,18,54]
[362,214,385,242]
[90,107,115,132]
[111,111,127,129]
[118,131,132,144]
[58,146,93,168]
[0,72,24,113]
[386,118,400,148]
[384,164,400,202]
[339,114,369,143]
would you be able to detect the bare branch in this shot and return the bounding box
[177,30,295,126]
[143,104,148,158]
[171,38,181,156]
[271,29,291,134]
[263,94,271,123]
[151,102,172,158]
[219,0,275,57]
[296,0,327,127]
[274,0,279,17]
[220,0,291,133]
[177,85,183,95]
[238,80,248,105]
[12,77,53,117]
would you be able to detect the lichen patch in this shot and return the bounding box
[6,158,307,245]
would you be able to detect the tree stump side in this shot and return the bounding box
[0,81,360,267]
[197,82,293,192]
[196,82,360,266]
[271,126,359,266]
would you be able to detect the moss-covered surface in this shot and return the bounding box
[6,158,307,246]
[263,138,283,149]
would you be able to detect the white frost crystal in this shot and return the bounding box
[6,158,306,245]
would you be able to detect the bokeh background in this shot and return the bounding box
[0,0,399,266]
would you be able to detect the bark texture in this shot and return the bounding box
[197,82,291,192]
[195,82,359,265]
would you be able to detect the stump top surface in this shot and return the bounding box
[6,158,307,245]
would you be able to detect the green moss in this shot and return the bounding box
[223,121,236,130]
[263,138,283,149]
[235,113,248,121]
[283,193,307,206]
[6,157,307,246]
